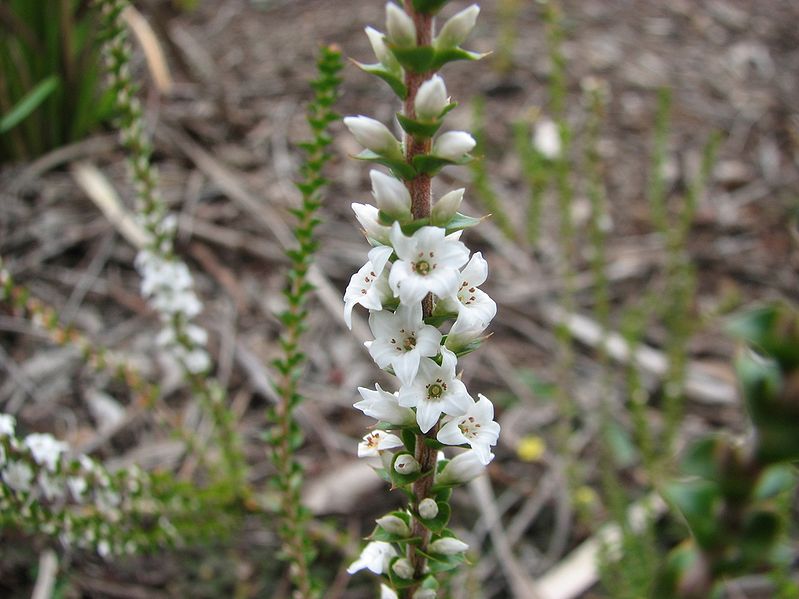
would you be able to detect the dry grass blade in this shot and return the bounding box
[122,6,173,95]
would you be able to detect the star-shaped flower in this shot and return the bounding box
[366,302,442,385]
[357,430,404,458]
[354,384,416,426]
[388,222,469,305]
[398,347,472,433]
[347,541,398,575]
[438,252,496,326]
[343,245,394,329]
[437,393,500,464]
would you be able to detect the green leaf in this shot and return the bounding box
[412,0,449,14]
[727,303,799,370]
[0,75,60,134]
[396,113,443,138]
[354,149,417,180]
[353,61,407,99]
[680,436,725,480]
[754,464,797,500]
[443,212,485,234]
[412,153,471,176]
[388,44,436,73]
[430,47,489,71]
[664,480,721,550]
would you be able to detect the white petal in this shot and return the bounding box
[431,188,464,225]
[371,170,412,220]
[398,275,432,305]
[393,351,421,386]
[415,326,442,357]
[386,2,416,46]
[388,259,413,296]
[368,245,394,275]
[398,385,421,408]
[416,400,442,433]
[472,441,494,465]
[435,4,480,49]
[415,75,448,121]
[369,338,399,369]
[389,221,416,261]
[433,131,476,161]
[369,308,397,339]
[344,115,401,157]
[437,420,468,446]
[460,252,488,287]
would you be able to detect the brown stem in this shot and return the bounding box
[400,2,438,594]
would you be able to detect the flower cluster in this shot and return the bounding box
[0,413,181,556]
[97,0,210,376]
[342,2,498,594]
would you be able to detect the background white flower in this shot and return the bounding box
[25,433,68,472]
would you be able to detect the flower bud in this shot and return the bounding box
[381,585,399,599]
[430,537,469,555]
[415,75,448,121]
[435,5,480,49]
[386,3,416,47]
[437,450,491,485]
[418,498,439,520]
[352,203,392,244]
[344,115,402,159]
[0,414,15,437]
[365,26,400,72]
[433,131,476,161]
[370,170,412,221]
[392,557,415,579]
[376,514,411,537]
[394,453,421,475]
[431,188,464,225]
[413,590,437,599]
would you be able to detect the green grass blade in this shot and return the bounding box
[0,75,59,134]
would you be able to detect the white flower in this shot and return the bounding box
[344,115,402,159]
[444,308,491,353]
[533,118,561,159]
[370,169,412,221]
[354,384,416,425]
[3,461,33,493]
[37,471,64,502]
[381,585,399,599]
[352,203,392,244]
[388,223,469,304]
[358,430,404,458]
[182,348,210,373]
[415,75,448,121]
[392,557,414,579]
[385,2,416,47]
[437,394,500,464]
[439,252,496,326]
[367,302,442,385]
[394,454,420,474]
[0,414,15,437]
[68,476,88,502]
[437,449,492,485]
[433,131,476,161]
[343,246,394,330]
[429,537,469,555]
[431,188,465,225]
[135,251,202,318]
[365,26,400,72]
[25,433,68,472]
[398,347,473,433]
[435,5,480,49]
[418,497,439,519]
[347,540,398,575]
[376,515,410,536]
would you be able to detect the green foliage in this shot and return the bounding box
[654,303,799,598]
[0,0,112,161]
[266,44,343,599]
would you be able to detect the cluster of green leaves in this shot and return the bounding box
[0,0,112,162]
[265,45,343,599]
[654,303,799,599]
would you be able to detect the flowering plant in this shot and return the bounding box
[343,2,499,595]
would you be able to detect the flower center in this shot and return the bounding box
[458,415,481,439]
[403,336,417,351]
[414,260,431,275]
[426,378,447,400]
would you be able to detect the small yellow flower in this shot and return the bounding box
[516,435,546,462]
[574,485,598,508]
